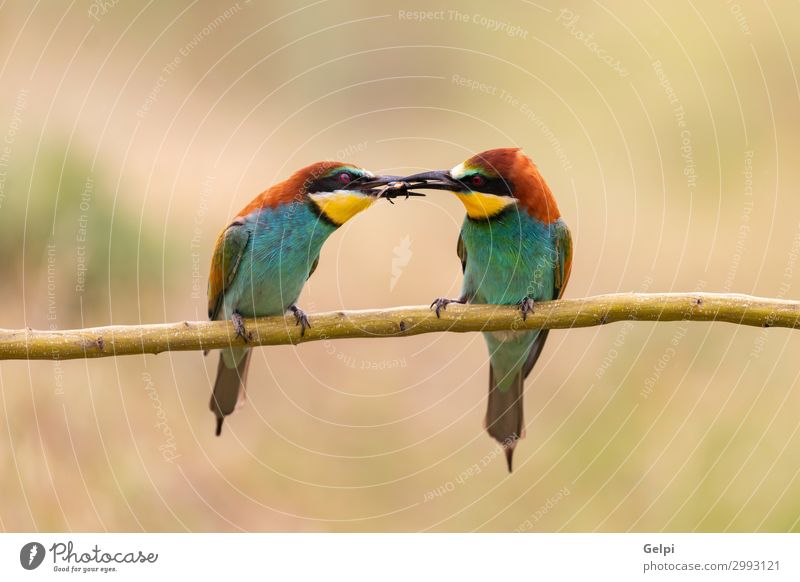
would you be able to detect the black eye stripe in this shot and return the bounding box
[458,173,514,196]
[307,169,363,193]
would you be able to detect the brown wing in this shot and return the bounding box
[307,256,320,280]
[456,233,467,273]
[207,219,250,320]
[553,219,573,300]
[522,220,573,379]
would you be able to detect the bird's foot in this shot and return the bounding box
[430,297,466,318]
[289,305,311,336]
[231,311,248,342]
[518,297,535,321]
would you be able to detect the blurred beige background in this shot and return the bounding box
[1,0,799,532]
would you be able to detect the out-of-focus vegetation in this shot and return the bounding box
[0,0,799,532]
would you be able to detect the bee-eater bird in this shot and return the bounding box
[207,161,405,436]
[399,148,573,471]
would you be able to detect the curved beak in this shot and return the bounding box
[396,170,463,191]
[347,174,426,202]
[349,174,405,189]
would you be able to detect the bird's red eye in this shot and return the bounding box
[470,174,485,188]
[338,172,352,184]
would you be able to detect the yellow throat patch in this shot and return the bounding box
[455,192,517,219]
[309,191,374,226]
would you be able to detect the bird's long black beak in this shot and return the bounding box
[349,175,405,189]
[347,174,426,201]
[397,170,463,191]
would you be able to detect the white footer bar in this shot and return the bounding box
[1,533,797,581]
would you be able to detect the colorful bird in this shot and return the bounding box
[207,161,404,436]
[400,148,573,471]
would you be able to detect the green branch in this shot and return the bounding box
[1,293,797,361]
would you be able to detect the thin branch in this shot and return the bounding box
[1,292,798,361]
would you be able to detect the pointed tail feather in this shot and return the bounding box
[210,349,251,436]
[485,365,524,472]
[484,330,551,471]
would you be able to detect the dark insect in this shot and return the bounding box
[344,176,427,202]
[377,181,425,204]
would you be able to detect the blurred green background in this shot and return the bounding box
[1,0,799,532]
